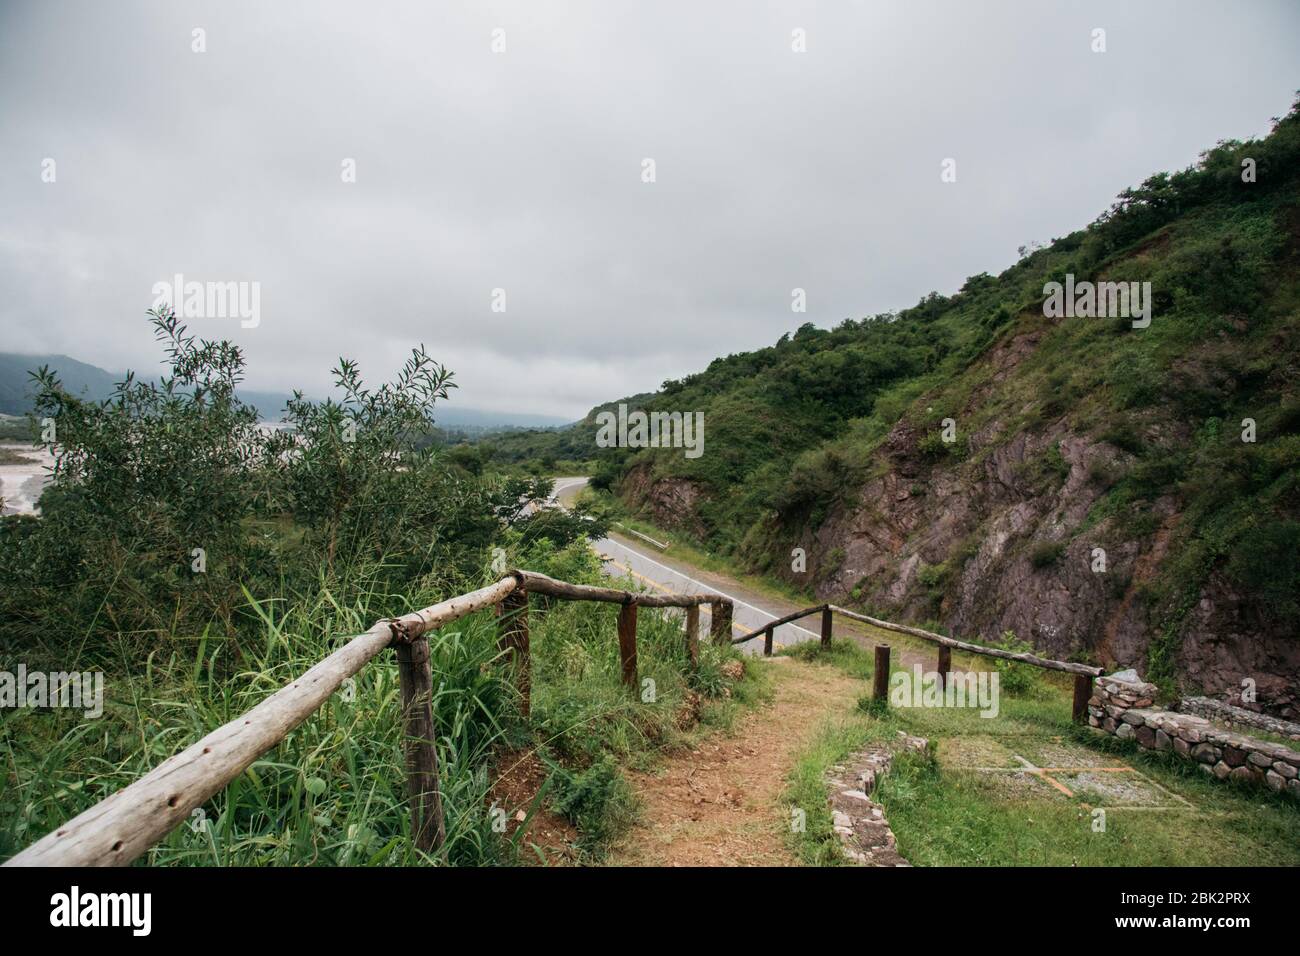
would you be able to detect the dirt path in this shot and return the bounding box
[608,658,863,866]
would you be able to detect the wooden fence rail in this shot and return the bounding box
[731,604,829,652]
[728,601,1102,720]
[8,564,1103,867]
[5,570,733,868]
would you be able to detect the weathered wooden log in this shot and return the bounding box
[6,576,521,867]
[820,607,833,648]
[497,588,530,717]
[515,569,724,609]
[763,627,773,657]
[829,605,1103,677]
[685,605,700,669]
[390,575,522,640]
[732,604,826,645]
[632,592,714,608]
[709,600,733,645]
[618,603,638,689]
[873,645,891,702]
[937,645,952,691]
[1073,673,1093,723]
[515,569,631,605]
[394,634,445,853]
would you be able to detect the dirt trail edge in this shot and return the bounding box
[608,658,863,866]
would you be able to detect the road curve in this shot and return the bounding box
[552,477,820,654]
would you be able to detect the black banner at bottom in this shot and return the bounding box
[0,865,1282,942]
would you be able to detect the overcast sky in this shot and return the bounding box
[1,1,1297,420]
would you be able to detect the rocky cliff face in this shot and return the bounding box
[620,463,711,538]
[621,326,1300,721]
[806,424,1295,719]
[612,111,1300,720]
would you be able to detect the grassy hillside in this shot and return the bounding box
[570,96,1300,714]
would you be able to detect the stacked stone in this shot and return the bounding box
[822,732,927,866]
[1178,696,1300,742]
[1088,671,1157,733]
[1089,672,1300,797]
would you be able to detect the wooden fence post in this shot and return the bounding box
[394,634,446,854]
[497,589,530,717]
[1072,673,1092,723]
[873,644,891,703]
[710,600,733,645]
[618,602,639,690]
[937,645,951,691]
[685,605,700,669]
[820,607,833,649]
[763,626,773,657]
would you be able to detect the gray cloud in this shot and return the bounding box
[1,0,1297,418]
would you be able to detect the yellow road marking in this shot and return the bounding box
[606,559,750,637]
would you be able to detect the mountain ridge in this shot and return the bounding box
[0,352,571,430]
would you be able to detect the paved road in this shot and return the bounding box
[549,476,589,507]
[551,477,820,655]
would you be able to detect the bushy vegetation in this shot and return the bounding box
[504,95,1300,687]
[0,311,745,865]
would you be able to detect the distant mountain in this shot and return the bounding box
[483,391,657,464]
[0,353,570,429]
[0,353,119,416]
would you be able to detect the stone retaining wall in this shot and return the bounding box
[823,732,928,866]
[1178,696,1300,742]
[1089,672,1300,797]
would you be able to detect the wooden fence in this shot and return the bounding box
[7,567,1101,867]
[730,602,1102,721]
[5,569,733,868]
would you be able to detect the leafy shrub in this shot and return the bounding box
[1225,520,1300,625]
[546,754,636,853]
[991,631,1040,696]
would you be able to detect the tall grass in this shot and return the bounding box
[0,541,749,865]
[1,581,512,865]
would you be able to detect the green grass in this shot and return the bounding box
[0,540,760,866]
[782,641,1300,867]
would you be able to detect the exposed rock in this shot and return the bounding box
[655,386,1300,722]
